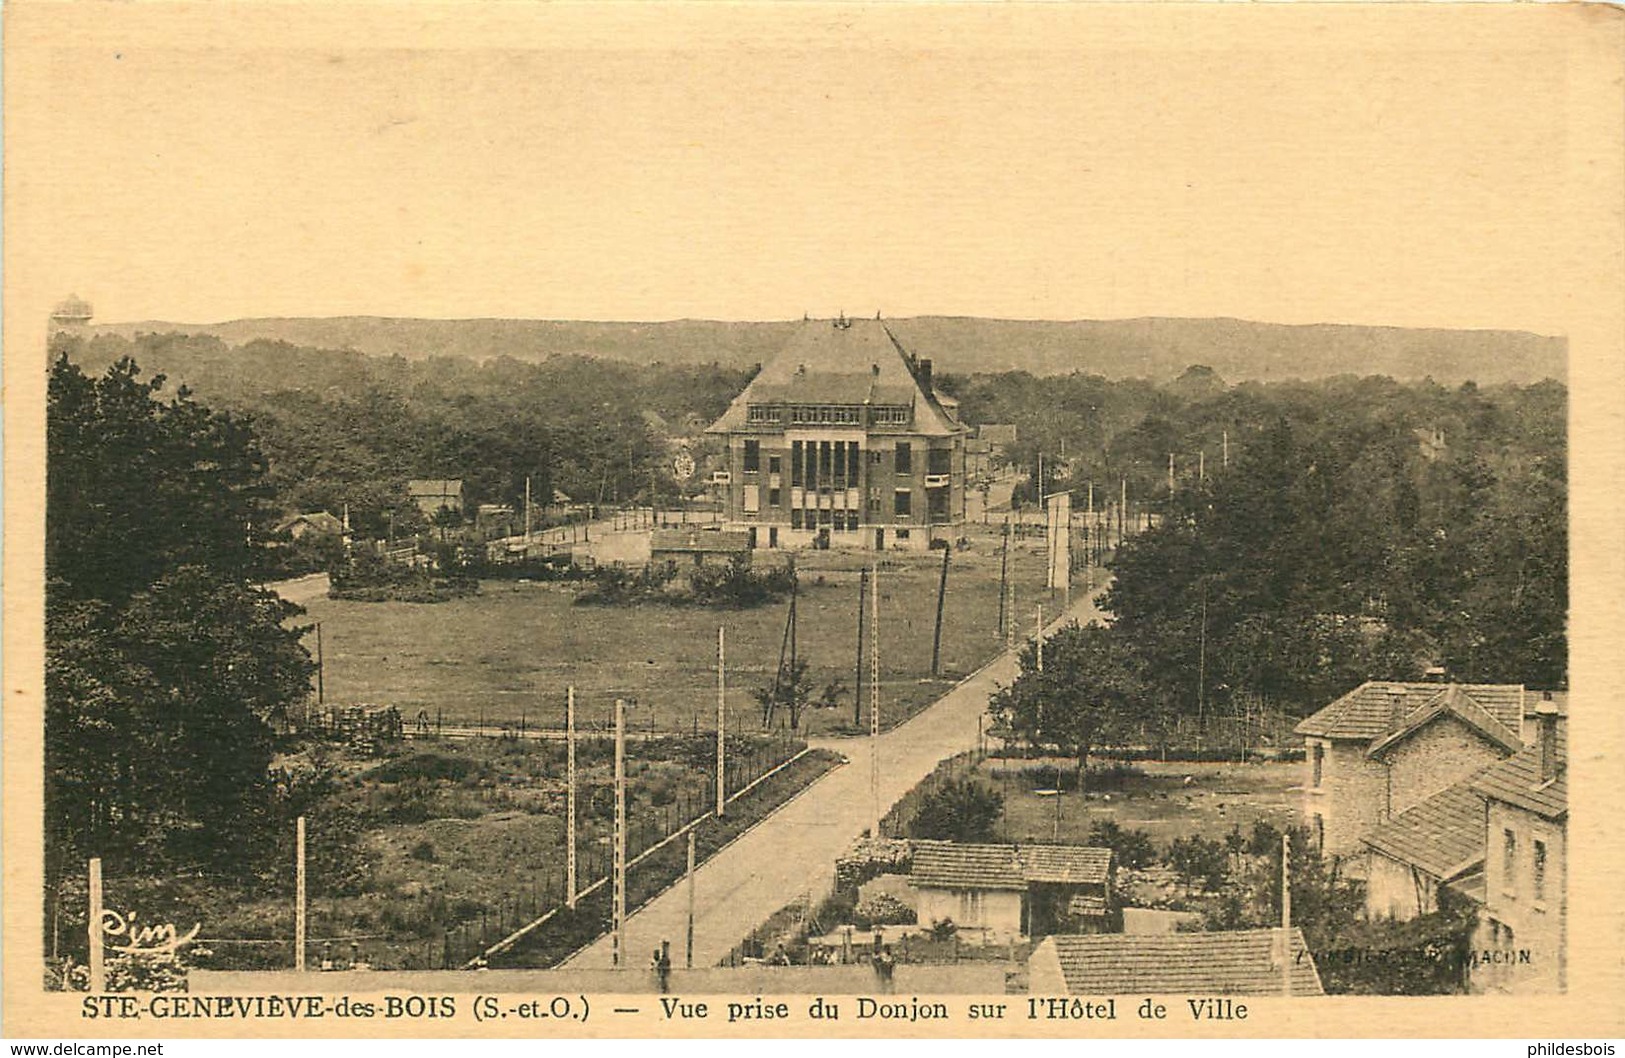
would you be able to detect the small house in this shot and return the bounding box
[650,528,753,568]
[1296,681,1526,859]
[909,842,1118,943]
[1360,777,1488,921]
[274,511,345,541]
[1028,928,1324,996]
[407,479,465,519]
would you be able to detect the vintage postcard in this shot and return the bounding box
[4,1,1622,1042]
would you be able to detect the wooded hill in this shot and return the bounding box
[88,315,1566,386]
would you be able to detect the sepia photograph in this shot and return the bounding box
[4,1,1622,1043]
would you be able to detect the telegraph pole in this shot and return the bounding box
[997,519,1010,642]
[524,475,533,539]
[612,698,627,968]
[1281,832,1293,997]
[315,622,324,706]
[716,627,726,817]
[685,829,697,969]
[930,546,950,677]
[854,568,867,727]
[566,685,578,908]
[295,816,307,971]
[1036,604,1044,673]
[88,858,104,993]
[870,565,881,838]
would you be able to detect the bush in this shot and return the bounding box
[408,840,437,863]
[1087,820,1157,869]
[854,893,917,928]
[364,753,478,784]
[908,779,1003,844]
[1165,835,1230,892]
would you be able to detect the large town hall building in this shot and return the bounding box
[705,316,968,550]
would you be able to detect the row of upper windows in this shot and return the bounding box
[1500,827,1551,905]
[740,440,953,476]
[744,404,911,426]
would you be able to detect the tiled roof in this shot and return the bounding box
[1295,681,1524,743]
[1365,685,1523,759]
[1020,845,1113,886]
[1470,720,1567,820]
[909,842,1026,891]
[276,511,345,535]
[1034,929,1324,996]
[1362,776,1489,880]
[650,528,752,553]
[706,318,961,437]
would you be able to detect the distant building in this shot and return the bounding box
[908,842,1117,943]
[704,315,968,551]
[1295,682,1526,859]
[1469,697,1566,994]
[1028,929,1324,996]
[50,295,93,334]
[407,479,465,519]
[274,511,346,541]
[650,528,752,569]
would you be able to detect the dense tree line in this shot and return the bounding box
[61,332,756,538]
[988,368,1565,750]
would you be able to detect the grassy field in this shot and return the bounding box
[100,732,830,973]
[296,525,1068,736]
[985,757,1302,847]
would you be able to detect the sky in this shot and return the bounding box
[4,4,1584,334]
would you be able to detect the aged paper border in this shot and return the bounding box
[5,1,1622,1039]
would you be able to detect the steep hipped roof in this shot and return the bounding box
[1362,774,1490,881]
[706,318,961,437]
[1470,719,1567,820]
[1033,929,1324,996]
[909,842,1026,891]
[1295,681,1524,743]
[1364,685,1523,759]
[1020,845,1113,886]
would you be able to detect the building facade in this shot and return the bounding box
[1470,702,1566,994]
[1295,682,1526,860]
[705,316,968,550]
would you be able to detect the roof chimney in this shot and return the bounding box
[1535,693,1559,784]
[918,358,933,397]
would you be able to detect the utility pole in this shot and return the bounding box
[716,627,726,817]
[612,698,626,968]
[930,546,950,677]
[1281,832,1293,997]
[1036,604,1044,673]
[854,568,867,727]
[524,475,533,539]
[1005,574,1016,652]
[566,686,578,909]
[1120,477,1127,546]
[88,858,104,993]
[1197,583,1208,734]
[870,565,881,838]
[315,622,324,706]
[1223,429,1230,469]
[997,519,1010,642]
[295,816,307,971]
[685,829,697,969]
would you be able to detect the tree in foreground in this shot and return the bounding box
[990,621,1154,784]
[45,353,314,879]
